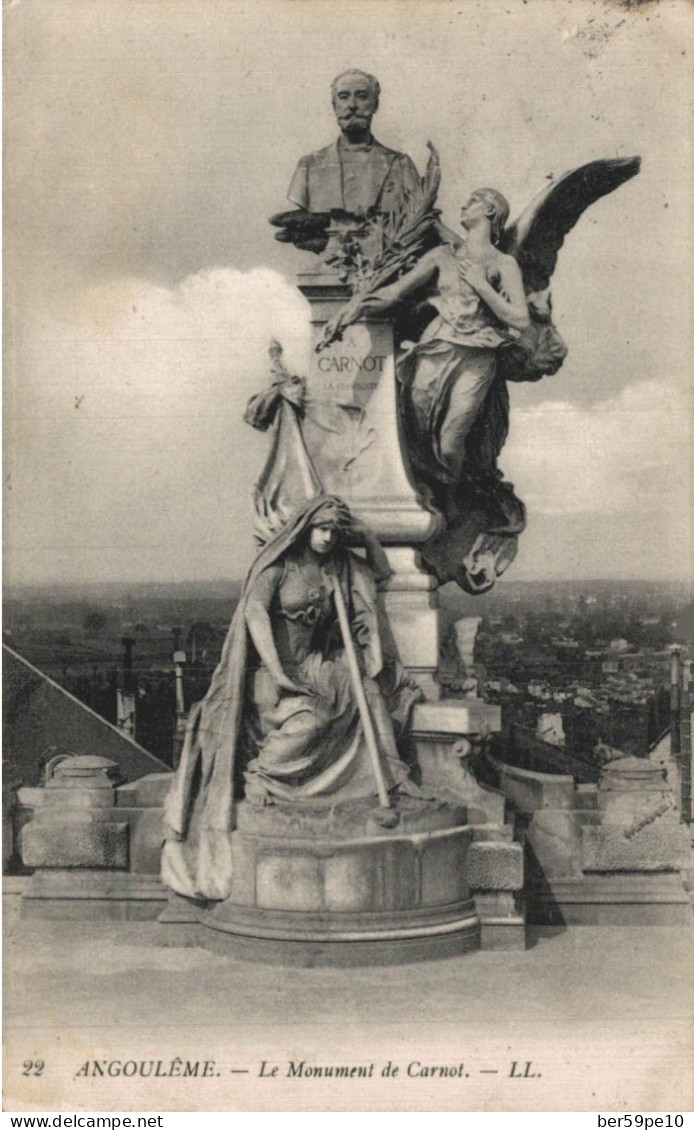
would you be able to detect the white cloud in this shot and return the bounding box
[502,378,692,520]
[5,268,311,584]
[17,267,310,413]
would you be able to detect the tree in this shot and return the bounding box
[83,609,110,634]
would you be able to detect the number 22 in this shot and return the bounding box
[22,1060,44,1076]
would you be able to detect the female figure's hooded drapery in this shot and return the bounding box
[162,496,421,902]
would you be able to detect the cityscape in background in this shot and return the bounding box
[4,577,691,776]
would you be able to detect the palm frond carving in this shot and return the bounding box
[318,142,441,350]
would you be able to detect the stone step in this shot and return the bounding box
[527,872,693,926]
[470,823,514,842]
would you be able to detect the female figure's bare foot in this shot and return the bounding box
[245,780,274,807]
[392,778,436,801]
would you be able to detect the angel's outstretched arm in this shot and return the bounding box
[317,249,440,351]
[359,248,441,312]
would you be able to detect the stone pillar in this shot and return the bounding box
[381,547,440,699]
[297,269,441,695]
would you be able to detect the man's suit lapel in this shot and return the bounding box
[367,143,397,208]
[310,142,343,211]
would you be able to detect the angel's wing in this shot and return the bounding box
[500,156,641,294]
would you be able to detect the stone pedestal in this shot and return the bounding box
[297,270,436,543]
[297,269,441,692]
[583,756,691,875]
[199,797,480,965]
[19,755,128,871]
[17,767,170,920]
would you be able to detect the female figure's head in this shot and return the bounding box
[460,188,510,246]
[246,498,355,595]
[300,497,352,557]
[309,520,338,556]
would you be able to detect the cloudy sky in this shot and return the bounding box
[5,0,692,586]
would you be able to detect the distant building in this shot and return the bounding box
[609,638,631,653]
[537,712,565,747]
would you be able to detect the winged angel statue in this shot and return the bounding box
[308,151,641,593]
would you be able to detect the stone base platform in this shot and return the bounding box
[202,909,480,966]
[20,871,168,921]
[196,797,481,966]
[528,873,693,927]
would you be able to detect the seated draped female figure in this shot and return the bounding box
[162,495,423,902]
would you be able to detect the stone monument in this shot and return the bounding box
[15,71,655,961]
[154,73,643,962]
